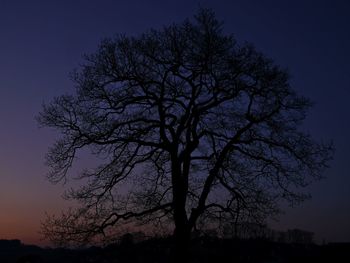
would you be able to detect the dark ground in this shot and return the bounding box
[1,238,349,263]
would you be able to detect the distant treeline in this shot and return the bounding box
[0,237,349,263]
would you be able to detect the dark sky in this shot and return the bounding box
[0,0,349,245]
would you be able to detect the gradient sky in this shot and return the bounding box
[0,0,349,245]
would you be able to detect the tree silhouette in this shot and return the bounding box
[38,9,332,260]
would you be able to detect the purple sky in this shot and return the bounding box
[0,0,349,245]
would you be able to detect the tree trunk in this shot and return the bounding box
[173,219,191,262]
[172,183,191,261]
[171,153,191,262]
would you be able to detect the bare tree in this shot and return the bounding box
[38,9,332,259]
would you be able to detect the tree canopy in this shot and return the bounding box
[38,9,332,250]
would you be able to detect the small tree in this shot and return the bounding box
[39,9,332,259]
